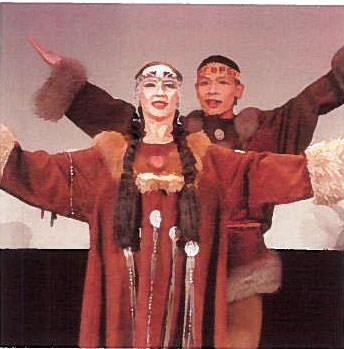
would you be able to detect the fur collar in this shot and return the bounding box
[234,107,261,143]
[94,131,127,181]
[186,131,212,172]
[186,107,261,144]
[94,131,212,187]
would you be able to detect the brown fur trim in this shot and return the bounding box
[186,131,212,172]
[0,125,15,179]
[331,45,344,90]
[34,58,87,122]
[227,251,282,303]
[93,131,127,181]
[234,107,260,143]
[94,131,212,183]
[135,173,184,194]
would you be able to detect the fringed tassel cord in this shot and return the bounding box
[146,209,162,347]
[162,226,180,347]
[123,247,137,344]
[67,152,75,216]
[182,241,199,349]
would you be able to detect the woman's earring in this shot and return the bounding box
[176,111,183,126]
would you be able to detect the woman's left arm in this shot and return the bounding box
[248,138,344,207]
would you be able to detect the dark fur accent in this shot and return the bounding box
[234,107,260,143]
[34,58,87,122]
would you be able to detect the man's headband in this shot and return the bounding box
[197,55,241,80]
[197,63,240,80]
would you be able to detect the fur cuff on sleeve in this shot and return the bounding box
[332,46,344,90]
[306,137,344,205]
[0,125,15,179]
[227,250,281,303]
[34,58,87,122]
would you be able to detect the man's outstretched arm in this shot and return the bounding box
[30,37,135,138]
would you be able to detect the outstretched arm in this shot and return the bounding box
[30,37,135,137]
[243,46,344,154]
[248,137,344,207]
[0,125,100,222]
[208,137,343,211]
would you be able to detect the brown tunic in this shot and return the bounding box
[0,131,313,347]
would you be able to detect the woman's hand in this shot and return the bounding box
[28,36,62,66]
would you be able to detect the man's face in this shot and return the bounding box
[138,64,180,123]
[195,62,244,117]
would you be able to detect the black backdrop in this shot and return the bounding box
[1,250,343,348]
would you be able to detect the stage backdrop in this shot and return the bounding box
[0,3,344,249]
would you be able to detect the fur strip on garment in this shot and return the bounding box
[306,137,344,205]
[93,130,212,182]
[227,250,282,303]
[34,58,87,122]
[0,125,15,179]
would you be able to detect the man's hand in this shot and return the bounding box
[28,36,62,66]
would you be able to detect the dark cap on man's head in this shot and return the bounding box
[197,55,240,73]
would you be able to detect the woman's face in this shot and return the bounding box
[138,64,180,124]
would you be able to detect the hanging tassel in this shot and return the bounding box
[50,212,57,227]
[182,240,199,349]
[163,226,181,347]
[41,209,45,219]
[146,209,162,347]
[123,247,137,344]
[67,152,75,216]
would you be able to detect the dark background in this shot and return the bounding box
[0,249,343,348]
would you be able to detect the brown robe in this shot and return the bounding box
[0,131,313,347]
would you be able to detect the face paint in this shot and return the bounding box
[195,62,243,118]
[140,64,179,81]
[137,64,180,122]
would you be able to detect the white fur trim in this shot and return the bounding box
[34,58,87,122]
[227,251,282,303]
[0,125,15,179]
[306,137,344,205]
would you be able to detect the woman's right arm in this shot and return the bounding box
[0,125,100,222]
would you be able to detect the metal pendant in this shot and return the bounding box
[214,128,225,141]
[149,209,162,229]
[169,226,181,241]
[184,241,200,257]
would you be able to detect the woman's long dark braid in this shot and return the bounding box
[172,110,201,244]
[114,107,145,251]
[114,108,200,250]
